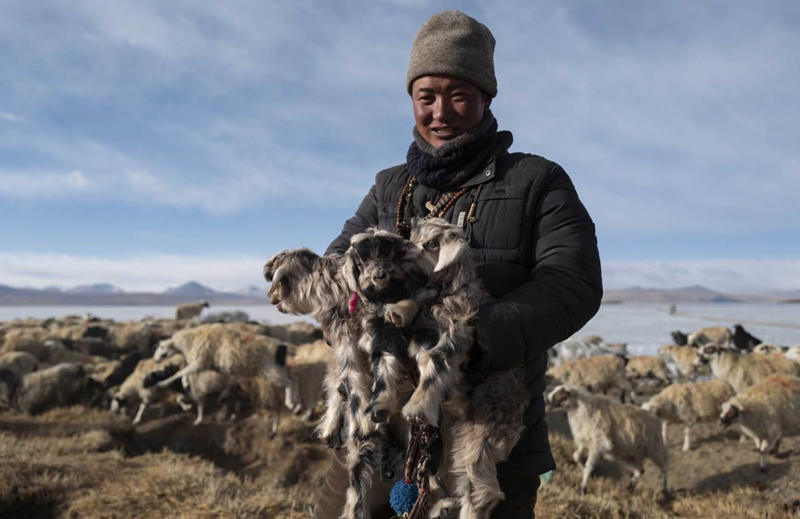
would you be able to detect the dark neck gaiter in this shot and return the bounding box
[406,110,498,189]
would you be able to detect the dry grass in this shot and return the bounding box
[2,404,800,518]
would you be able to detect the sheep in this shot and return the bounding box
[785,346,800,364]
[264,321,324,345]
[719,374,800,471]
[641,379,735,451]
[547,384,668,495]
[1,327,52,360]
[0,363,95,414]
[625,355,671,385]
[732,323,762,350]
[752,343,786,355]
[694,345,800,393]
[151,323,290,393]
[658,345,700,381]
[284,339,334,418]
[547,354,629,401]
[175,301,209,320]
[687,326,732,347]
[107,321,157,354]
[100,351,146,390]
[111,354,185,424]
[0,351,39,378]
[548,335,628,367]
[175,369,231,425]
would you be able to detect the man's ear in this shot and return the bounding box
[483,93,492,111]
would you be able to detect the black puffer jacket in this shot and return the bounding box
[327,131,603,477]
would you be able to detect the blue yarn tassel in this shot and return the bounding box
[389,480,419,515]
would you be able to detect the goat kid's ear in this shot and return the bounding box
[434,239,468,273]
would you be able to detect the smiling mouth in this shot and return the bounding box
[431,127,459,139]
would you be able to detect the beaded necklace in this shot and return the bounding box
[395,176,481,236]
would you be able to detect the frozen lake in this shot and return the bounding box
[1,302,798,356]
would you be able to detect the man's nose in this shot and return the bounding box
[433,96,454,122]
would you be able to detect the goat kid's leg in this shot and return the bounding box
[682,425,692,452]
[402,335,461,426]
[661,421,668,446]
[366,351,406,423]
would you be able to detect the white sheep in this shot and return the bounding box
[547,385,669,495]
[1,363,91,414]
[0,351,39,378]
[641,379,735,451]
[785,346,800,364]
[175,300,210,321]
[719,374,800,471]
[549,335,628,367]
[658,345,700,381]
[547,354,629,401]
[111,354,185,424]
[177,369,231,425]
[752,343,785,355]
[694,345,800,393]
[284,339,333,418]
[152,323,290,391]
[687,326,732,347]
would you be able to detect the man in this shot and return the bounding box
[316,10,602,518]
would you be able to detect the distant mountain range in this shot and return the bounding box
[0,281,267,306]
[602,285,800,304]
[1,281,797,306]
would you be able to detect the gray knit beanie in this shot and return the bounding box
[406,11,497,97]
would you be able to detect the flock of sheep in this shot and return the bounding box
[0,305,334,436]
[545,324,800,495]
[3,303,800,506]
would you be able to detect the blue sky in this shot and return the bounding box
[1,1,799,292]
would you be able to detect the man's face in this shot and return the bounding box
[411,75,491,148]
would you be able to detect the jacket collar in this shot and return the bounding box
[455,130,513,189]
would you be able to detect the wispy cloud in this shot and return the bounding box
[0,251,269,293]
[0,1,797,262]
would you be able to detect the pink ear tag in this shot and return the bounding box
[349,291,359,314]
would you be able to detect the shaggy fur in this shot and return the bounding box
[733,324,762,350]
[0,351,39,378]
[658,345,700,381]
[264,248,381,519]
[549,335,628,368]
[548,385,669,495]
[694,345,800,393]
[152,324,290,391]
[284,340,334,418]
[625,355,671,384]
[720,374,800,470]
[2,362,92,414]
[408,218,529,519]
[687,326,732,348]
[642,379,735,451]
[178,369,231,425]
[547,354,629,401]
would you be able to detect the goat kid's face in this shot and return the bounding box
[263,249,318,314]
[410,218,469,274]
[345,231,431,304]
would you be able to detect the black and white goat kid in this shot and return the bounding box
[407,217,530,519]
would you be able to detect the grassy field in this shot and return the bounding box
[2,404,799,518]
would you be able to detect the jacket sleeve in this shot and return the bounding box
[325,184,379,256]
[473,164,603,372]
